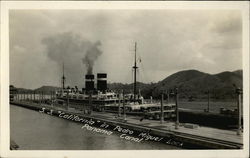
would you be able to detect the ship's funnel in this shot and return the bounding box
[97,73,107,91]
[85,74,94,91]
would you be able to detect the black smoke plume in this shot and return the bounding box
[82,41,102,74]
[42,32,103,87]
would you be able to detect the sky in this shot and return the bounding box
[9,9,242,89]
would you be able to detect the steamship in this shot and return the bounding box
[56,43,176,119]
[56,73,120,110]
[56,72,145,111]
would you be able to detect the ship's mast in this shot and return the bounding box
[62,62,66,89]
[132,42,138,102]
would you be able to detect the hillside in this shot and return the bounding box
[108,82,155,93]
[34,86,61,94]
[152,69,242,99]
[108,69,243,100]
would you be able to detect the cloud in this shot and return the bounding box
[209,11,242,34]
[9,10,242,89]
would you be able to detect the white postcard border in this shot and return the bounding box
[1,1,249,158]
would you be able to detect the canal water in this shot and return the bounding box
[10,104,180,150]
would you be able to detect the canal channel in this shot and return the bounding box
[10,104,180,150]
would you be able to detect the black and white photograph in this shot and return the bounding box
[1,1,249,158]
